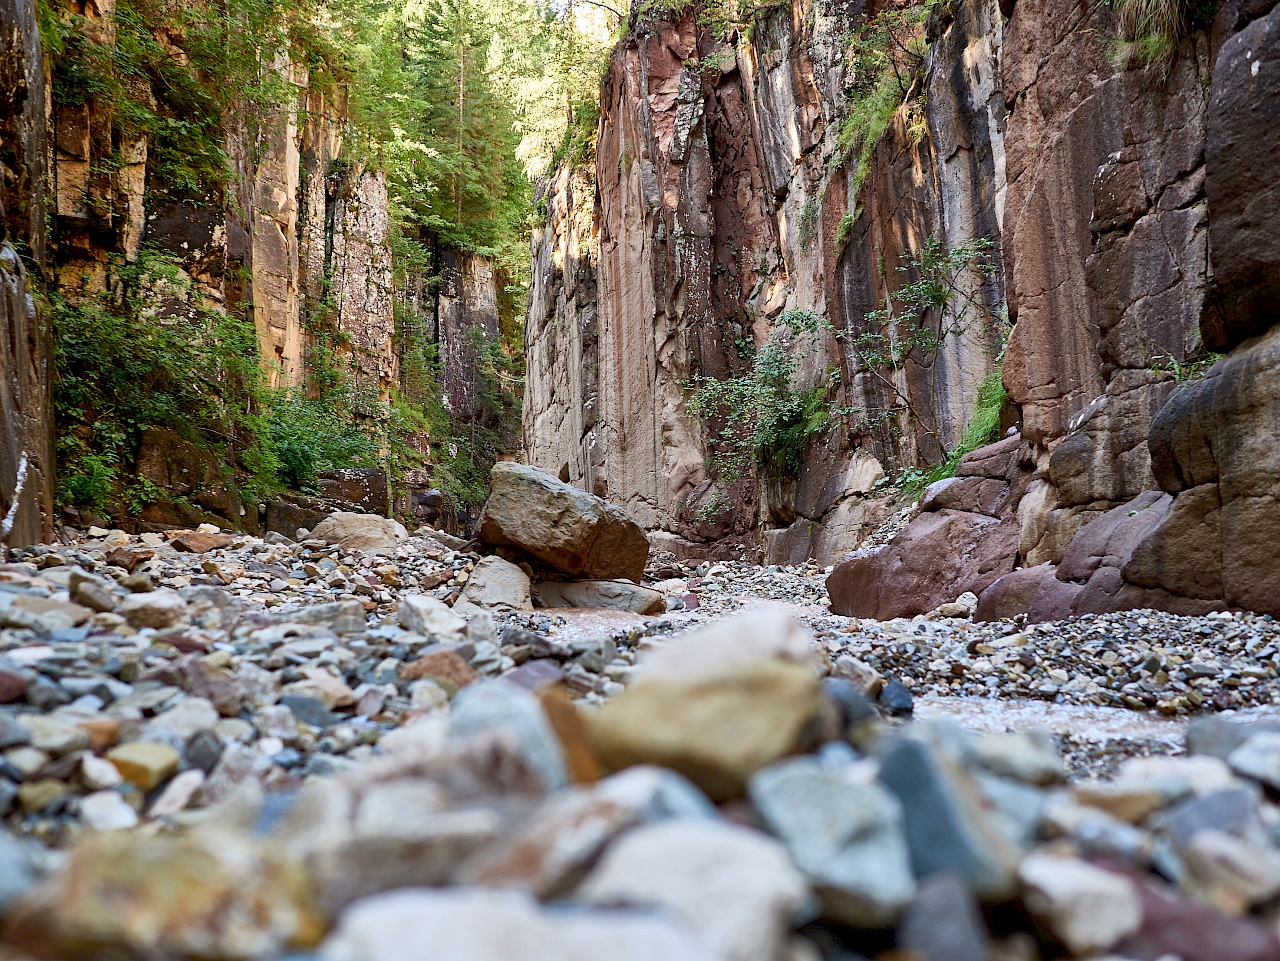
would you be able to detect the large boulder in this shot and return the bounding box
[479,463,648,582]
[827,510,1019,619]
[1143,323,1280,614]
[311,512,408,554]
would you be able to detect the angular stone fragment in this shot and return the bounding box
[749,756,915,926]
[5,829,322,960]
[1019,853,1142,955]
[1227,732,1280,791]
[461,765,716,897]
[107,742,180,790]
[79,790,139,831]
[878,738,1019,899]
[399,649,478,690]
[120,589,190,630]
[452,555,533,616]
[170,531,233,553]
[450,679,568,794]
[479,462,648,581]
[397,593,466,639]
[589,659,820,801]
[898,874,990,961]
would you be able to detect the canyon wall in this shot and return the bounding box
[0,0,54,549]
[526,0,1280,616]
[526,0,1012,562]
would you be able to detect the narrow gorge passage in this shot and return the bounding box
[3,0,1280,956]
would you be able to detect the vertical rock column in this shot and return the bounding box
[0,0,54,547]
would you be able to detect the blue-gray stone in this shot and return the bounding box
[750,755,915,926]
[878,738,1017,899]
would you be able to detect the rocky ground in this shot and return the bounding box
[2,487,1280,959]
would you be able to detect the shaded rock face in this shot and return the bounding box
[436,250,501,420]
[0,0,53,549]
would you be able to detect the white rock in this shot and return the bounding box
[148,769,206,819]
[577,818,809,961]
[1018,853,1142,955]
[311,513,408,555]
[320,887,715,961]
[148,697,220,740]
[398,594,467,640]
[80,790,139,831]
[80,754,123,790]
[452,556,532,617]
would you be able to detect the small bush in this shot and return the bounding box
[687,310,835,493]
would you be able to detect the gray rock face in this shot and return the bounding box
[0,0,52,551]
[479,463,648,582]
[1202,3,1280,351]
[1140,322,1280,615]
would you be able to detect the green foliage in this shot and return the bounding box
[38,0,336,204]
[903,366,1007,495]
[53,249,261,508]
[394,307,523,515]
[1110,0,1216,68]
[53,247,392,514]
[835,210,858,249]
[832,3,933,203]
[261,398,378,491]
[687,310,835,507]
[1150,349,1223,385]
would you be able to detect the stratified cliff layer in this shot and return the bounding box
[525,0,1280,617]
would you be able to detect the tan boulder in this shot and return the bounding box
[479,462,648,582]
[533,579,665,614]
[311,512,408,555]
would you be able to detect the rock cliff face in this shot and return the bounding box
[0,0,54,549]
[526,0,1011,563]
[525,0,1280,616]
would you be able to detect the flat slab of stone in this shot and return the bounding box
[534,580,664,614]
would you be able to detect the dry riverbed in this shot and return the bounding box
[2,523,1280,960]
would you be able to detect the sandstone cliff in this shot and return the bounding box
[526,0,1012,562]
[524,0,1280,617]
